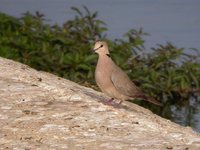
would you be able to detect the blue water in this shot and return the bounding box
[0,0,200,132]
[0,0,200,50]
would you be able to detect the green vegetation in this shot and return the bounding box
[0,7,199,110]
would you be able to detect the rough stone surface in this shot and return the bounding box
[0,57,200,150]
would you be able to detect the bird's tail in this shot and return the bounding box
[136,94,163,106]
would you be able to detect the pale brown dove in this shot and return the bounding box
[93,40,162,106]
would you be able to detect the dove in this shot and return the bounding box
[93,40,162,106]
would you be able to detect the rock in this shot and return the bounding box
[0,56,199,150]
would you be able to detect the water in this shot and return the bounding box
[0,0,200,132]
[162,96,200,133]
[0,0,200,50]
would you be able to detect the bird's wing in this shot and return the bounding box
[110,63,162,106]
[110,64,141,97]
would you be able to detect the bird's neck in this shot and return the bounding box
[106,54,111,57]
[97,53,112,67]
[98,53,111,60]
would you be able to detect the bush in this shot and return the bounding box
[0,7,199,108]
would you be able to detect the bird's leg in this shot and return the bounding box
[118,100,123,105]
[107,98,114,102]
[115,100,123,106]
[104,98,123,108]
[112,100,123,108]
[105,98,114,104]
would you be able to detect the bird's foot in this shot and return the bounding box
[104,98,123,108]
[107,98,114,103]
[112,100,123,108]
[104,98,114,105]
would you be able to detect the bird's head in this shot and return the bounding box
[93,41,109,55]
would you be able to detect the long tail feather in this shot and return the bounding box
[136,94,163,106]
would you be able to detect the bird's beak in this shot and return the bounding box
[92,48,98,53]
[92,45,102,53]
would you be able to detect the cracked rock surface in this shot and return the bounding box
[0,57,200,150]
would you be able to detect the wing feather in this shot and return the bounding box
[110,65,141,97]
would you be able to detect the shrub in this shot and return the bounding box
[0,7,199,108]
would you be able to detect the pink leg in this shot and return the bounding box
[104,98,114,105]
[106,98,114,103]
[104,98,123,108]
[118,100,123,105]
[113,100,123,108]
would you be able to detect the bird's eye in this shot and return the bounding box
[100,44,103,47]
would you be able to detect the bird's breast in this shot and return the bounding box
[95,57,113,90]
